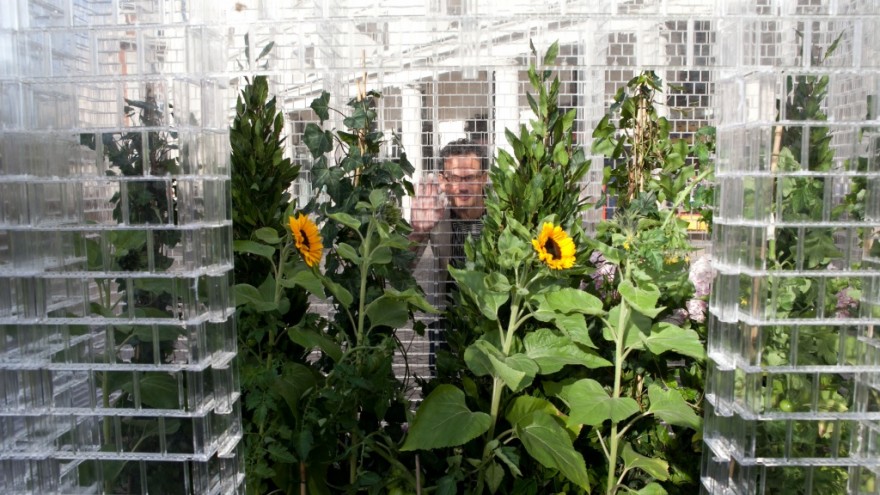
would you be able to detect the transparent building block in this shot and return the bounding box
[703,5,880,494]
[0,1,241,493]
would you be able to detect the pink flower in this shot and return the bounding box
[688,254,714,298]
[835,287,859,318]
[686,299,707,324]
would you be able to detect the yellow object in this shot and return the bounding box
[678,213,708,232]
[289,214,324,267]
[532,222,576,270]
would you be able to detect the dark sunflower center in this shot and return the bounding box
[544,238,561,260]
[300,230,311,249]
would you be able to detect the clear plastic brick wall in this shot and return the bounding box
[0,1,243,493]
[701,2,880,494]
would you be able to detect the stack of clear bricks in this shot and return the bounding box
[2,0,879,493]
[702,1,880,494]
[0,1,242,494]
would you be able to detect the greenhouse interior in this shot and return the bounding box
[1,0,879,494]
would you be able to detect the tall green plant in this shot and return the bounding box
[404,41,599,494]
[229,38,311,495]
[751,31,856,494]
[232,85,434,494]
[405,54,712,495]
[584,71,712,495]
[77,87,190,493]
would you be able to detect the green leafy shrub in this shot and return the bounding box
[232,82,434,494]
[404,43,713,495]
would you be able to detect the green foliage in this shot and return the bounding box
[592,71,714,213]
[228,39,314,495]
[585,71,712,495]
[77,87,193,493]
[753,31,860,495]
[290,88,432,494]
[230,73,301,285]
[406,41,603,494]
[232,80,432,493]
[406,61,712,495]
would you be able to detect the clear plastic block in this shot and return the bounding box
[703,8,880,494]
[0,1,241,493]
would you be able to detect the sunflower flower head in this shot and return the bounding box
[532,222,576,270]
[289,214,323,267]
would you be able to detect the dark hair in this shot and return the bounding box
[438,138,489,172]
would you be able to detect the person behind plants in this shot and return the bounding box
[409,138,490,373]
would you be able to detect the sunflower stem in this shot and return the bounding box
[606,269,630,495]
[355,220,374,348]
[478,296,521,494]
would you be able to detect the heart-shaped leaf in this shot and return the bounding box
[515,410,590,491]
[622,442,669,481]
[524,328,611,373]
[619,280,664,318]
[647,384,701,430]
[549,378,639,426]
[642,323,705,360]
[401,385,490,451]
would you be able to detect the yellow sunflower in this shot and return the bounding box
[532,222,576,270]
[289,214,323,267]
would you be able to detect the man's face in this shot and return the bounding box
[440,154,486,219]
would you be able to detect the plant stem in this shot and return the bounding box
[606,298,629,495]
[350,436,357,484]
[268,245,285,372]
[356,222,374,347]
[351,220,374,487]
[477,298,521,494]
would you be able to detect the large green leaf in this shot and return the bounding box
[464,339,495,377]
[303,123,333,158]
[234,283,277,312]
[449,267,509,321]
[325,280,353,308]
[288,327,342,363]
[485,461,505,494]
[641,322,706,360]
[310,91,330,123]
[604,304,652,350]
[515,410,590,491]
[533,288,605,321]
[368,188,386,208]
[328,212,361,230]
[121,373,179,409]
[383,287,437,314]
[274,362,318,419]
[233,240,275,260]
[561,313,598,349]
[505,395,559,427]
[647,384,701,430]
[622,442,669,481]
[524,328,611,373]
[280,269,325,298]
[636,483,669,495]
[401,385,491,451]
[487,352,538,392]
[495,446,523,477]
[254,227,282,245]
[369,245,393,265]
[336,242,361,264]
[365,295,409,330]
[618,281,664,318]
[465,340,537,392]
[549,378,639,426]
